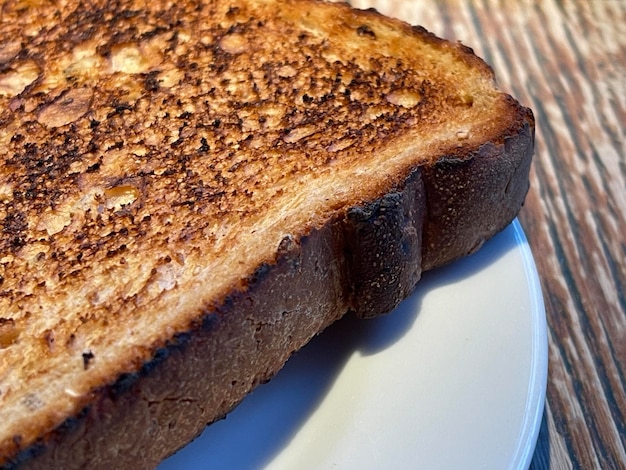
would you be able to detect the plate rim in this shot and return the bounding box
[508,219,548,470]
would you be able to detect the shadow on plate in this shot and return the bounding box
[159,222,520,469]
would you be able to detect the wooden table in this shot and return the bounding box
[348,1,626,468]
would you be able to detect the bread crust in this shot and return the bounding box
[0,0,535,467]
[421,106,535,269]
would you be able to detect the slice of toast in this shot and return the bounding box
[0,0,534,467]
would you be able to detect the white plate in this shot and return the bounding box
[160,219,547,470]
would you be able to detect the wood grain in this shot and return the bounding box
[347,0,626,468]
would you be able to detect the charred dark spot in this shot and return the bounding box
[199,137,210,153]
[107,102,133,118]
[141,25,168,40]
[2,212,28,246]
[86,160,101,173]
[357,25,376,39]
[172,199,194,207]
[108,141,124,151]
[144,71,161,92]
[106,244,127,258]
[82,351,95,370]
[226,6,240,17]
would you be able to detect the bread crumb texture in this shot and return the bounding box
[0,0,510,458]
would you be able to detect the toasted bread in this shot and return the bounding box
[0,0,534,467]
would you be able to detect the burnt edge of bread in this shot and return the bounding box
[1,112,534,469]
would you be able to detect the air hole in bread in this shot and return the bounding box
[385,89,421,108]
[105,185,139,210]
[110,43,155,74]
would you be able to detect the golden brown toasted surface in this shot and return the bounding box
[0,0,526,462]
